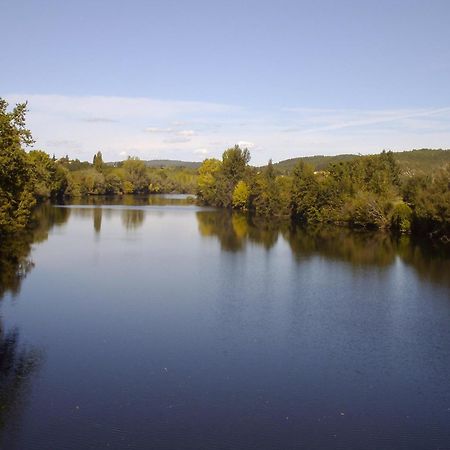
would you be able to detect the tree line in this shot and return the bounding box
[197,145,449,240]
[1,99,449,240]
[0,100,196,234]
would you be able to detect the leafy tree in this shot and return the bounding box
[104,172,122,194]
[28,150,68,199]
[122,157,149,193]
[0,99,36,234]
[291,161,320,222]
[221,145,250,185]
[93,151,104,172]
[197,158,222,204]
[217,146,251,207]
[232,180,250,210]
[252,160,286,216]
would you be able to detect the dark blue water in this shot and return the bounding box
[0,196,449,450]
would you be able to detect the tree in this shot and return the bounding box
[197,158,222,204]
[221,145,250,185]
[291,161,320,222]
[217,146,251,207]
[122,157,148,193]
[28,150,68,199]
[0,99,35,234]
[93,151,104,172]
[252,160,285,216]
[232,181,250,210]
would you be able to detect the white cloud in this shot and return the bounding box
[145,127,173,133]
[194,148,209,155]
[177,129,195,137]
[5,93,450,165]
[237,140,255,149]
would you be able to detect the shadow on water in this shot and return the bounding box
[59,194,197,233]
[0,204,71,298]
[62,194,195,207]
[197,210,285,251]
[0,203,69,441]
[0,326,42,442]
[196,209,450,289]
[121,208,145,230]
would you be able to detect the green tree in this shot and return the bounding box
[216,145,251,207]
[197,158,222,204]
[93,151,104,172]
[291,161,320,222]
[232,180,250,210]
[221,145,250,185]
[252,160,287,216]
[122,157,149,193]
[0,99,35,234]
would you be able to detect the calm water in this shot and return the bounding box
[0,195,449,450]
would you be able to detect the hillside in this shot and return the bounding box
[272,149,450,175]
[143,159,202,169]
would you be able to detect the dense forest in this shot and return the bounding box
[272,148,450,174]
[1,99,449,241]
[197,145,449,239]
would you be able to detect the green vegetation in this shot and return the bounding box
[197,146,450,241]
[0,99,198,235]
[1,98,448,241]
[0,100,68,235]
[273,148,450,175]
[62,155,197,196]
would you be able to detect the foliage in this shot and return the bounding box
[0,96,448,241]
[196,146,450,240]
[232,181,250,210]
[93,151,104,172]
[0,100,36,234]
[197,146,251,208]
[273,148,450,175]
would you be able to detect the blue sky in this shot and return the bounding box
[2,0,450,164]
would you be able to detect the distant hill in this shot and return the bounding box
[272,154,357,172]
[143,159,202,169]
[107,159,202,169]
[272,149,450,175]
[106,149,450,174]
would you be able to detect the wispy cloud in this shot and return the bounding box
[194,148,209,155]
[82,117,118,123]
[237,140,255,149]
[177,129,195,137]
[5,93,450,164]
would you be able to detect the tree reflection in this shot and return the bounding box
[197,210,283,252]
[0,204,63,440]
[121,208,145,230]
[0,204,70,298]
[93,207,102,234]
[196,210,450,288]
[283,225,398,267]
[398,236,450,288]
[0,325,41,434]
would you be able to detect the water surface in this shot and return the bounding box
[0,195,449,450]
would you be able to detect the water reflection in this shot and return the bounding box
[63,194,195,207]
[0,204,70,298]
[0,197,449,448]
[0,204,65,442]
[197,210,283,251]
[93,207,102,234]
[284,225,398,267]
[0,326,41,434]
[196,209,450,289]
[121,208,145,230]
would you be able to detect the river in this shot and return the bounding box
[0,195,449,449]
